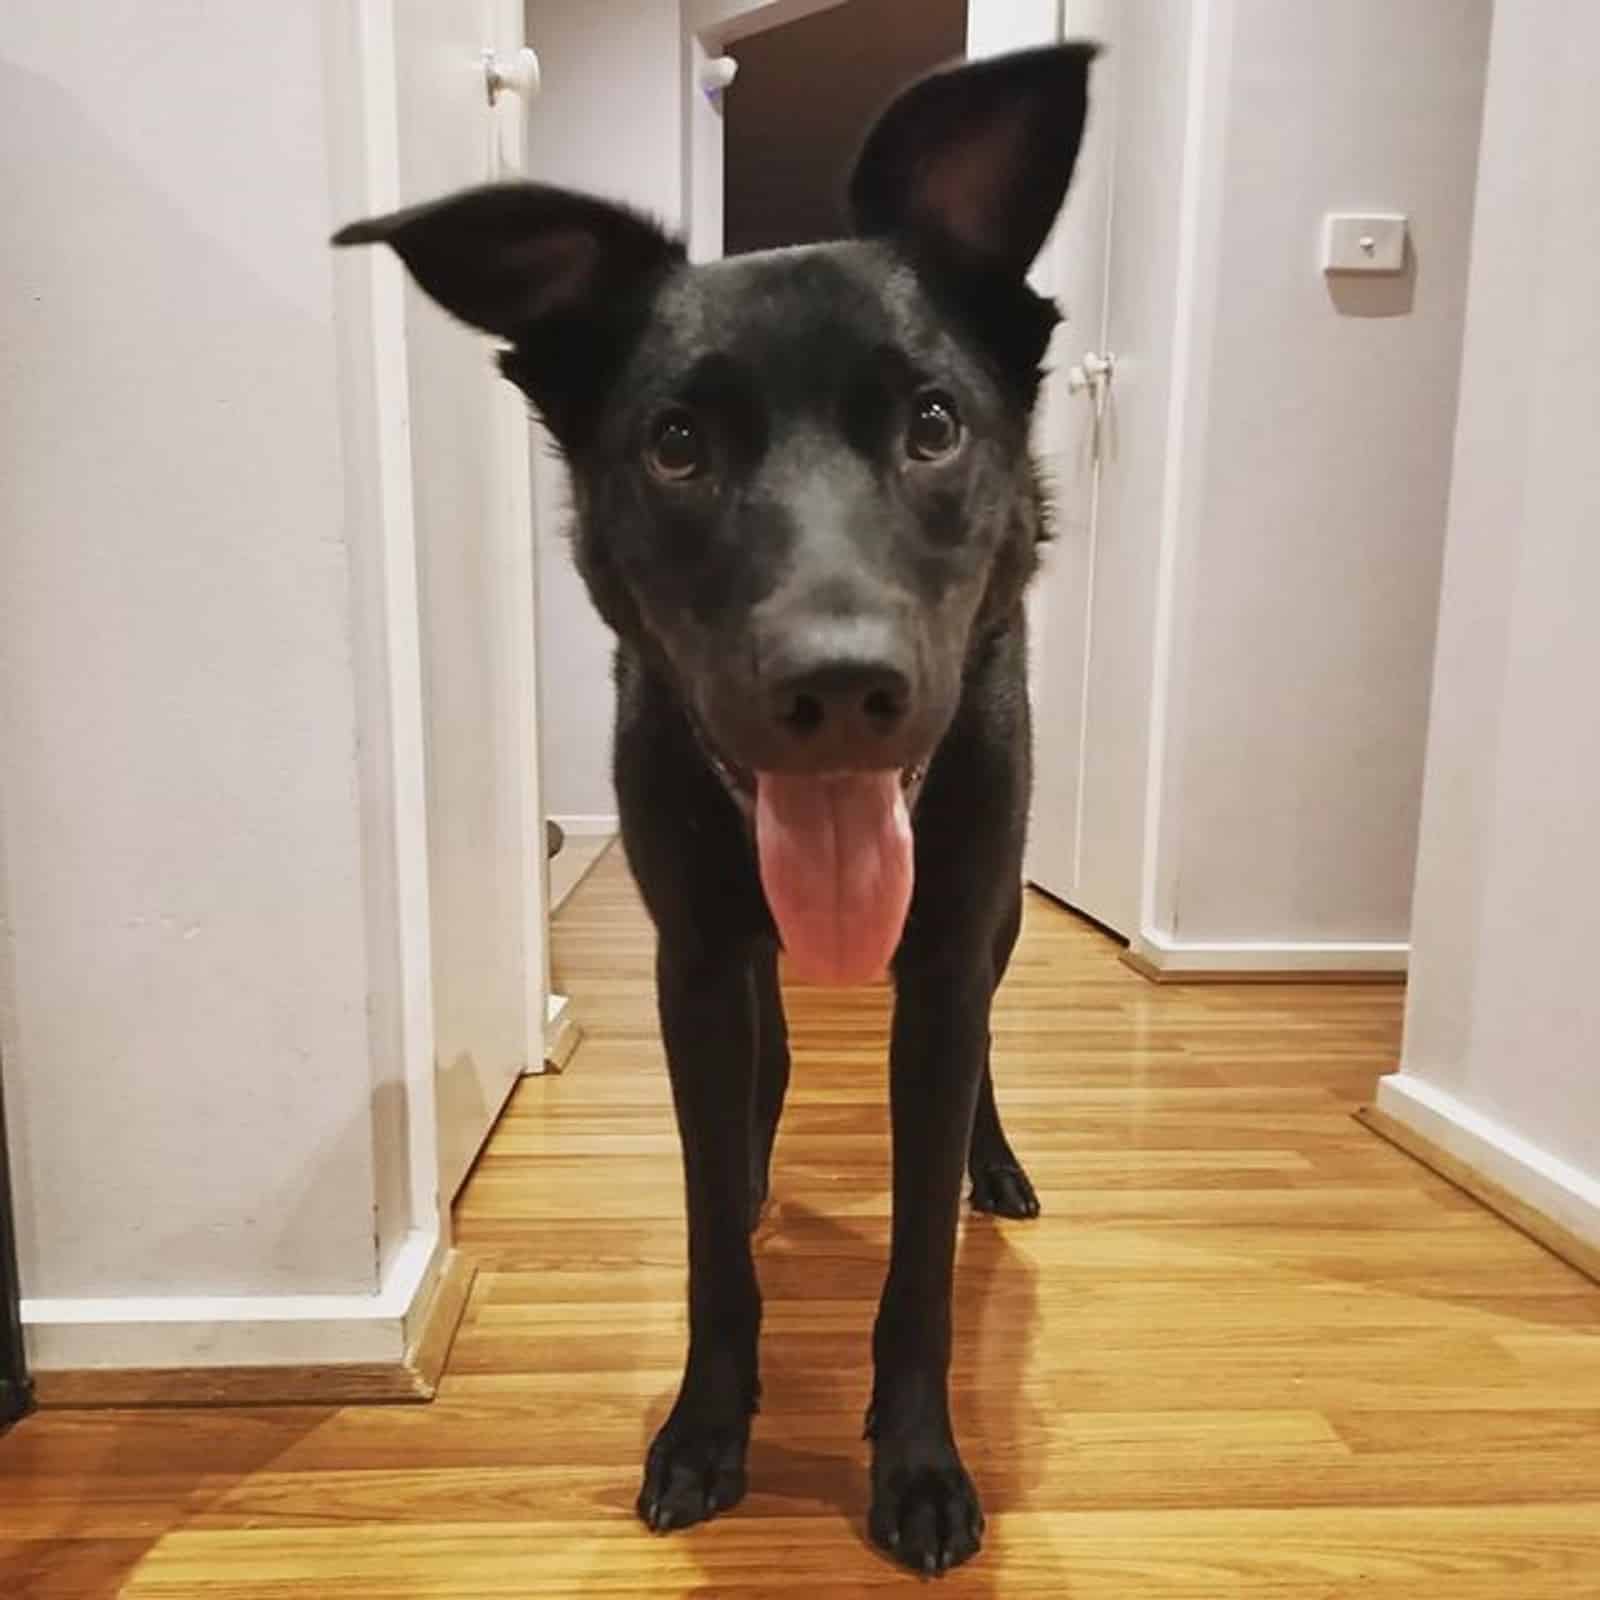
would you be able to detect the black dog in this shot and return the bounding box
[336,43,1094,1572]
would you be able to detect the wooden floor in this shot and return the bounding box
[6,848,1599,1596]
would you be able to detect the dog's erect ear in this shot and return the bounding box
[848,43,1097,278]
[332,182,682,341]
[333,183,683,443]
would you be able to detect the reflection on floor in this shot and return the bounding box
[4,847,1598,1597]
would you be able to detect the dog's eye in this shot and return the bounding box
[906,391,963,462]
[645,410,706,483]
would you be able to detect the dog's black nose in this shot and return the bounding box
[767,620,913,759]
[775,660,910,737]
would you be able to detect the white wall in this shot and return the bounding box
[1378,0,1600,1240]
[1149,0,1492,950]
[524,0,686,824]
[0,1,438,1362]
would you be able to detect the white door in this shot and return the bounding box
[392,0,548,1199]
[966,0,1137,931]
[1020,0,1115,917]
[1025,1,1194,939]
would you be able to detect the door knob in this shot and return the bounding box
[1067,351,1116,393]
[700,56,739,98]
[484,46,541,105]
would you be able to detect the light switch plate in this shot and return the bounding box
[1322,213,1408,274]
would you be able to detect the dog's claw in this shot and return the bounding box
[869,1454,984,1573]
[969,1162,1041,1219]
[636,1422,749,1534]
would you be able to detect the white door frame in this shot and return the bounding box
[485,3,559,1082]
[968,0,1059,62]
[346,0,443,1257]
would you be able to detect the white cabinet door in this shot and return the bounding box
[392,0,547,1200]
[1022,0,1117,917]
[1026,2,1195,940]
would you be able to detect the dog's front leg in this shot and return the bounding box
[637,940,761,1532]
[868,958,991,1572]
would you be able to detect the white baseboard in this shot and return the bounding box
[1128,930,1409,979]
[1374,1073,1600,1253]
[549,813,618,837]
[528,991,581,1075]
[21,1227,444,1372]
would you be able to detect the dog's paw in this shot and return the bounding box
[869,1451,985,1573]
[969,1161,1041,1219]
[636,1420,749,1533]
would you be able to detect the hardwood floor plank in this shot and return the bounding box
[3,850,1597,1596]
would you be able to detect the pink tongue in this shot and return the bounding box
[755,771,913,986]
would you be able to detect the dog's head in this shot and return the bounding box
[337,45,1095,980]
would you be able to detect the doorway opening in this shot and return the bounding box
[720,0,968,256]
